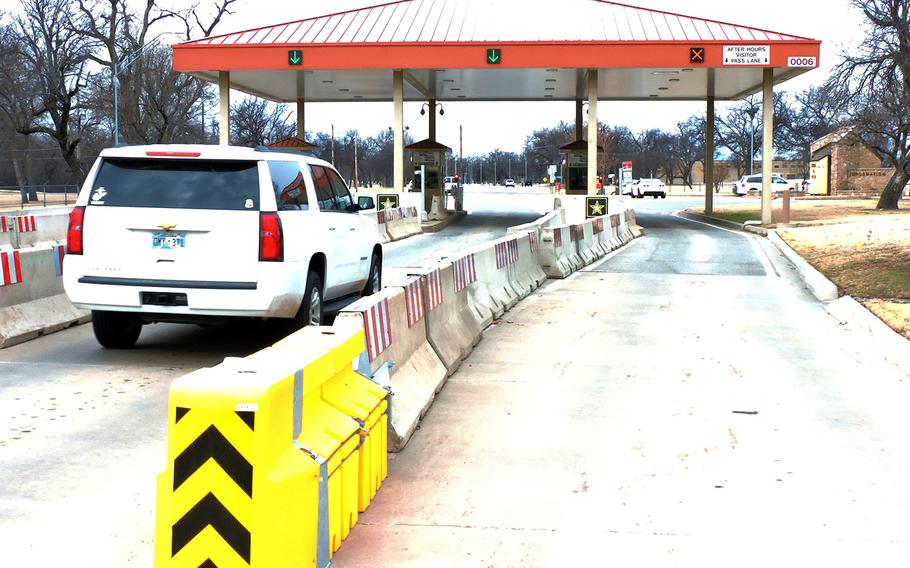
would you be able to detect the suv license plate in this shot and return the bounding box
[152,232,186,250]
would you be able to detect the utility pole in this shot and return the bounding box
[746,107,758,175]
[331,124,336,163]
[459,124,463,180]
[353,136,359,190]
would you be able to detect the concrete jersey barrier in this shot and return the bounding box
[406,262,483,376]
[0,206,72,249]
[0,242,89,347]
[335,284,447,452]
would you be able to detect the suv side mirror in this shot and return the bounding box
[357,196,375,211]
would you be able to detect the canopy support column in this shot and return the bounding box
[575,99,583,141]
[705,95,715,215]
[296,72,305,140]
[587,70,598,196]
[393,70,404,193]
[761,68,774,225]
[218,71,230,146]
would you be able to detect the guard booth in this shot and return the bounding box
[406,139,451,219]
[559,140,604,195]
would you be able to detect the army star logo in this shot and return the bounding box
[590,201,605,216]
[381,198,396,210]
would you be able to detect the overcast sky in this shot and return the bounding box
[0,0,865,154]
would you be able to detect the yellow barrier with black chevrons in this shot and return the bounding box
[154,326,389,568]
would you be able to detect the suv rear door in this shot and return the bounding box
[81,157,262,284]
[309,165,365,297]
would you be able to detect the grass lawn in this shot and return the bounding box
[780,216,910,339]
[698,198,910,227]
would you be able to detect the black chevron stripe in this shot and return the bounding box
[175,407,190,423]
[172,492,250,563]
[198,560,218,568]
[173,426,253,497]
[235,410,255,431]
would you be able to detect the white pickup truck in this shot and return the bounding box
[63,144,382,348]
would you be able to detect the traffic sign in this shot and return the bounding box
[288,50,302,66]
[377,194,399,210]
[689,47,705,64]
[486,48,502,65]
[586,196,608,219]
[621,161,633,183]
[723,45,769,66]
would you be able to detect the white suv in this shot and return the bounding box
[64,145,382,348]
[734,174,797,196]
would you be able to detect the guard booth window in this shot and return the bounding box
[268,161,309,210]
[325,168,354,211]
[309,165,338,211]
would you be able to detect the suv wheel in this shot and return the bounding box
[92,311,142,349]
[363,253,381,296]
[301,271,323,326]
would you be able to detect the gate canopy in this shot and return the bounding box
[172,0,821,103]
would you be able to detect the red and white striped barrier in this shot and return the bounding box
[17,215,37,233]
[494,239,520,270]
[51,243,65,276]
[362,298,392,362]
[404,279,425,328]
[453,254,477,292]
[0,248,23,286]
[529,231,539,253]
[336,286,447,451]
[426,268,443,311]
[0,216,10,233]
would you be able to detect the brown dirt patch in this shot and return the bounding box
[705,198,910,226]
[862,300,910,340]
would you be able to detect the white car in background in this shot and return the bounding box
[504,178,516,188]
[630,178,667,199]
[64,144,382,349]
[734,174,801,196]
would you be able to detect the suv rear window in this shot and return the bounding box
[89,158,260,210]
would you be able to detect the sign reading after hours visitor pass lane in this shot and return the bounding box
[723,45,769,66]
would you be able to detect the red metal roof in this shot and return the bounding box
[181,0,811,47]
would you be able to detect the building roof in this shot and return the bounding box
[172,0,821,103]
[810,126,858,155]
[560,140,605,152]
[268,136,317,150]
[405,138,452,151]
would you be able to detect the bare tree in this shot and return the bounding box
[673,115,706,188]
[829,0,910,209]
[73,0,235,144]
[229,99,294,147]
[4,0,94,181]
[776,87,846,173]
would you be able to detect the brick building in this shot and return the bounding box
[810,127,886,196]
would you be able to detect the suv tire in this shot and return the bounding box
[363,253,381,296]
[92,310,142,349]
[297,270,324,327]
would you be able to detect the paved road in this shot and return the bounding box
[334,212,910,567]
[0,191,544,567]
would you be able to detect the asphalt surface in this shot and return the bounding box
[0,188,545,567]
[333,203,910,567]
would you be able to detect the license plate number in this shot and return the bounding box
[152,232,186,250]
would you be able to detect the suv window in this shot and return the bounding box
[325,168,353,211]
[90,158,260,210]
[268,161,309,210]
[748,176,762,183]
[309,165,338,211]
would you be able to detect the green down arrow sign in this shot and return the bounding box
[486,48,502,65]
[288,50,302,66]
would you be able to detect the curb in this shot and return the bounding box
[421,211,465,234]
[766,230,839,302]
[826,296,910,376]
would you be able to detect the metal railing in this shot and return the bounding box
[0,184,79,208]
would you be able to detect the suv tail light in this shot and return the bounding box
[67,206,85,255]
[259,212,283,262]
